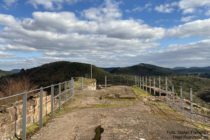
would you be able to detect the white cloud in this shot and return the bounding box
[82,0,122,21]
[28,0,79,10]
[181,15,195,22]
[1,0,210,69]
[179,0,210,14]
[206,10,210,16]
[0,0,165,69]
[167,18,210,37]
[0,14,18,26]
[126,3,152,13]
[127,39,210,68]
[3,0,17,7]
[0,51,13,58]
[155,2,178,13]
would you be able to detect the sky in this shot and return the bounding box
[0,0,210,70]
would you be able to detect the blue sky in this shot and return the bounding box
[0,0,210,70]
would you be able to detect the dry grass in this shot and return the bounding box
[0,76,37,98]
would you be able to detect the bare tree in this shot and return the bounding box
[0,76,37,97]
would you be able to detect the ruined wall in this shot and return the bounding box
[0,79,97,140]
[0,92,53,140]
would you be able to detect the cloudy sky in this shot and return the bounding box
[0,0,210,70]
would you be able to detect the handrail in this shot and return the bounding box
[0,80,71,101]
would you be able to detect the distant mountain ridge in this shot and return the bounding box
[0,61,210,105]
[103,63,210,76]
[0,61,110,87]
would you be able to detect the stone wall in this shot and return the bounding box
[0,91,52,140]
[0,79,97,140]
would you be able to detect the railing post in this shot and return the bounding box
[81,77,83,90]
[22,92,27,140]
[58,83,61,110]
[71,78,74,96]
[140,76,141,88]
[149,77,152,94]
[165,77,168,91]
[64,81,67,101]
[190,88,193,114]
[165,77,168,97]
[39,87,43,128]
[180,85,183,111]
[91,64,93,79]
[135,76,137,85]
[105,75,107,88]
[68,80,71,97]
[51,85,54,117]
[172,85,175,106]
[159,76,161,89]
[146,76,148,92]
[153,77,156,96]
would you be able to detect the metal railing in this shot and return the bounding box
[102,75,210,125]
[138,76,210,125]
[0,78,75,140]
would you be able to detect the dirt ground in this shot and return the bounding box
[30,86,209,140]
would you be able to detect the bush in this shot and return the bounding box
[0,76,37,97]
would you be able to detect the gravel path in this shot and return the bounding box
[30,86,208,140]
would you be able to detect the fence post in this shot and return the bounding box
[139,76,141,87]
[51,85,54,117]
[190,88,193,114]
[39,87,43,128]
[58,83,61,110]
[81,77,83,90]
[165,77,168,97]
[91,64,93,79]
[158,76,160,96]
[159,76,161,89]
[146,77,148,92]
[172,85,175,107]
[153,77,156,96]
[135,76,137,85]
[149,77,152,94]
[165,77,168,92]
[180,85,183,111]
[105,75,107,88]
[22,92,27,140]
[64,81,67,101]
[71,78,74,96]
